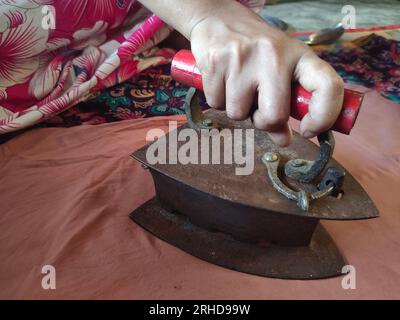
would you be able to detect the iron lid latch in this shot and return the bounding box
[262,131,345,211]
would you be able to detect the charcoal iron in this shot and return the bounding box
[129,50,379,280]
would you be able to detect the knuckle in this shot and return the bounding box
[257,37,277,51]
[312,61,344,93]
[257,38,284,67]
[313,58,328,72]
[227,40,252,66]
[268,114,287,128]
[326,73,344,93]
[226,105,248,120]
[228,39,242,53]
[206,47,223,69]
[256,111,287,131]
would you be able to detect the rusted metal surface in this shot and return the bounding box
[129,108,379,279]
[132,108,379,220]
[130,198,346,280]
[152,169,318,246]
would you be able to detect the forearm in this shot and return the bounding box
[137,0,256,39]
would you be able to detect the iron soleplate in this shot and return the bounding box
[130,198,346,280]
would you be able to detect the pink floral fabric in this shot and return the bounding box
[0,0,264,134]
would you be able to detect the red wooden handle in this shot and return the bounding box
[171,49,363,135]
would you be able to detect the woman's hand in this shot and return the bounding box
[189,4,344,146]
[138,0,344,146]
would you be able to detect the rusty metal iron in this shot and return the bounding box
[130,198,346,279]
[129,108,379,279]
[133,109,379,220]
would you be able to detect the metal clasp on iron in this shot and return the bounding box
[262,132,345,211]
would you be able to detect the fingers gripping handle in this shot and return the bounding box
[170,49,363,135]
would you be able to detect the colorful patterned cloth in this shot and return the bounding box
[38,62,212,128]
[41,64,190,128]
[0,0,264,135]
[0,1,175,134]
[313,32,400,103]
[38,31,399,129]
[1,1,398,136]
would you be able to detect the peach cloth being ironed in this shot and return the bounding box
[0,87,399,299]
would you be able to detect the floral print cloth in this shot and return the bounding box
[37,62,211,128]
[0,0,264,135]
[41,64,192,127]
[0,0,173,133]
[1,1,398,136]
[37,32,399,130]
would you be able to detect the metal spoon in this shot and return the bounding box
[304,23,345,45]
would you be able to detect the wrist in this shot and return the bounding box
[187,1,261,40]
[185,0,238,39]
